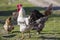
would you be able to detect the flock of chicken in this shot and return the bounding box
[3,4,53,40]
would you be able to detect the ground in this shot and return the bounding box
[0,0,60,40]
[28,0,60,7]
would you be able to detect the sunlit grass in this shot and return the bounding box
[0,0,60,40]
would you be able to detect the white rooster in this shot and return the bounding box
[17,4,31,39]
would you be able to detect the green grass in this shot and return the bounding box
[0,0,60,40]
[0,0,33,11]
[0,11,60,40]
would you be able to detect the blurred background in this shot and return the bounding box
[0,0,60,40]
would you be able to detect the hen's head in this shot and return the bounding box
[17,4,22,12]
[8,17,11,21]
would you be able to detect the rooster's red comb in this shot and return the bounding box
[17,4,22,12]
[17,4,22,7]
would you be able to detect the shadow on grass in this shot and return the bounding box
[40,36,60,40]
[31,35,60,40]
[3,34,16,38]
[43,6,60,10]
[40,32,60,34]
[12,31,20,33]
[0,6,60,16]
[0,9,17,16]
[12,31,32,33]
[50,14,60,18]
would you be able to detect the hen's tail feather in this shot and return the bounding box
[44,4,53,16]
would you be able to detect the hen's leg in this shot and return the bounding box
[28,31,31,38]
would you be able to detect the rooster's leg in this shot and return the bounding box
[21,32,24,40]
